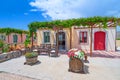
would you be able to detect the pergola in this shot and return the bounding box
[28,16,120,56]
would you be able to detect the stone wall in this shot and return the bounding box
[0,51,23,63]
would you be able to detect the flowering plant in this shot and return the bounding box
[67,48,84,59]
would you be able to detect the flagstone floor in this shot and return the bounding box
[0,52,120,80]
[0,72,38,80]
[86,51,120,58]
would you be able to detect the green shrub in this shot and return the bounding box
[0,40,4,48]
[3,44,9,52]
[24,35,30,47]
[116,38,120,40]
[25,52,38,58]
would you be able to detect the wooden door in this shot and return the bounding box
[94,31,105,50]
[58,32,66,50]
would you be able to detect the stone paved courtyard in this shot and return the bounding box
[0,53,120,80]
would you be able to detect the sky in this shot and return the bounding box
[0,0,120,31]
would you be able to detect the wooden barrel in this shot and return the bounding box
[68,57,84,73]
[25,56,38,65]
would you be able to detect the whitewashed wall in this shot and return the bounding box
[72,27,90,51]
[36,27,116,51]
[72,27,116,51]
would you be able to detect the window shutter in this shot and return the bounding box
[44,32,50,43]
[13,35,18,43]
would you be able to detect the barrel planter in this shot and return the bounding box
[25,56,38,65]
[67,48,85,73]
[24,52,39,65]
[68,57,84,73]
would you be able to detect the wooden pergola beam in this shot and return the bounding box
[90,26,93,57]
[56,30,59,56]
[70,27,72,49]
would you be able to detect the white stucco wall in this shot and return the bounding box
[36,27,116,51]
[72,28,90,51]
[72,27,116,51]
[106,27,116,51]
[93,27,116,51]
[36,28,70,50]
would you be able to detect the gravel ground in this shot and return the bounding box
[0,55,120,80]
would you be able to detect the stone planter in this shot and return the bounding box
[25,56,38,65]
[68,57,84,73]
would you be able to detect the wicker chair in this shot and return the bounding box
[49,44,58,57]
[38,44,52,56]
[38,44,46,54]
[45,44,52,56]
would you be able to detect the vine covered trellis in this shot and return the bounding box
[0,28,29,43]
[28,16,120,56]
[0,28,29,35]
[28,16,120,35]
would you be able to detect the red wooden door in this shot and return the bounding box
[94,31,105,50]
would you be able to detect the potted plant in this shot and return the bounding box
[0,40,4,54]
[67,48,85,73]
[3,44,9,53]
[24,52,38,65]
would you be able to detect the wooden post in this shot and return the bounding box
[56,30,59,56]
[21,33,23,43]
[70,27,72,49]
[90,26,93,56]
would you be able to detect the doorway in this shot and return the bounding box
[58,32,66,50]
[94,31,106,50]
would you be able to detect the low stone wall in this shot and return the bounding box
[0,47,33,63]
[0,50,23,63]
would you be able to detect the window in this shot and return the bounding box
[79,31,87,43]
[0,35,6,41]
[43,31,50,43]
[13,34,18,43]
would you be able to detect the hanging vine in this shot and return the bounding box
[28,16,120,36]
[0,28,29,35]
